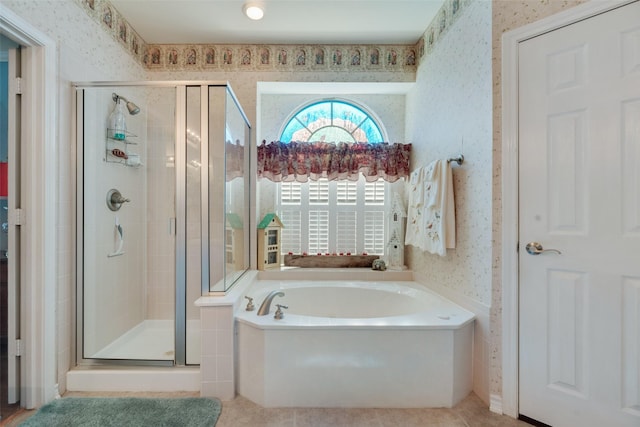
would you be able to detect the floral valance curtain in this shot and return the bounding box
[257,140,412,183]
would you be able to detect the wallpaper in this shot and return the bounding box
[405,0,492,403]
[490,0,589,400]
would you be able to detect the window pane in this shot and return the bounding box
[309,179,329,204]
[364,211,385,255]
[309,126,355,143]
[333,102,367,134]
[364,179,385,205]
[281,119,307,142]
[337,181,357,205]
[309,210,329,253]
[359,118,383,142]
[296,102,331,128]
[279,210,301,254]
[281,182,301,204]
[336,211,357,254]
[277,100,387,256]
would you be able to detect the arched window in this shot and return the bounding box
[279,100,385,143]
[276,100,388,257]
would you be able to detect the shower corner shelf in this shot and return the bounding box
[105,129,141,166]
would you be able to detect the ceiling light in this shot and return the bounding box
[243,2,264,20]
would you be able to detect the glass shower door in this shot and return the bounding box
[79,85,177,364]
[76,82,249,366]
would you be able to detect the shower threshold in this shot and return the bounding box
[67,319,201,392]
[89,319,200,362]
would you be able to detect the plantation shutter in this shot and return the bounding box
[279,210,301,254]
[279,182,302,254]
[336,211,357,254]
[280,182,301,204]
[309,210,329,253]
[363,180,385,254]
[277,177,387,256]
[364,211,385,254]
[337,181,357,205]
[364,180,385,205]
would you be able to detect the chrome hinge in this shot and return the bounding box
[15,339,22,357]
[14,77,22,95]
[11,208,23,226]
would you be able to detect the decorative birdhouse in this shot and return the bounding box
[257,213,284,270]
[387,192,407,270]
[226,213,244,270]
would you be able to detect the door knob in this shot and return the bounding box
[525,242,561,255]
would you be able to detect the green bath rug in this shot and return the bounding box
[19,397,222,426]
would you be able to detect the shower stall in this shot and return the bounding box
[74,82,250,366]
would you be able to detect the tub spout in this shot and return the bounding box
[257,291,284,316]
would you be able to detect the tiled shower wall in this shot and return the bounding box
[82,88,147,356]
[144,89,178,320]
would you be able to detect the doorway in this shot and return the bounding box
[0,7,58,411]
[0,34,20,422]
[502,0,640,425]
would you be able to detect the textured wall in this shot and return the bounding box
[2,0,145,394]
[405,0,492,402]
[490,0,588,400]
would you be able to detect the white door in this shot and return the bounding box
[519,2,640,426]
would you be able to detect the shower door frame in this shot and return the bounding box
[73,81,234,367]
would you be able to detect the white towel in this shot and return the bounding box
[405,159,456,256]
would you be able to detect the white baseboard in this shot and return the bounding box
[489,393,503,415]
[53,383,61,399]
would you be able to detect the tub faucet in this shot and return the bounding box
[257,291,284,316]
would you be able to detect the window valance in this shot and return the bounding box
[226,140,245,181]
[257,140,411,183]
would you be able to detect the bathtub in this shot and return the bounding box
[236,280,475,408]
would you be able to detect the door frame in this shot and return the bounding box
[501,0,637,418]
[0,6,58,408]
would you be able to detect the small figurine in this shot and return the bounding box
[372,259,386,271]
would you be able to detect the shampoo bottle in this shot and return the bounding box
[109,99,127,140]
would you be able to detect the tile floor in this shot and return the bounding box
[3,391,531,427]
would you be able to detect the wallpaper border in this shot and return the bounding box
[74,0,473,73]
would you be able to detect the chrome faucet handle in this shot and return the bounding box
[244,296,255,311]
[274,304,288,320]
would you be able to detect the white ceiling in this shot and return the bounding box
[109,0,445,45]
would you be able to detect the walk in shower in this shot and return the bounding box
[75,82,250,366]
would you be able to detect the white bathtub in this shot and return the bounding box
[236,280,475,408]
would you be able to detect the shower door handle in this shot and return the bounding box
[525,242,562,255]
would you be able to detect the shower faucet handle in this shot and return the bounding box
[274,304,288,320]
[106,189,130,211]
[244,296,255,311]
